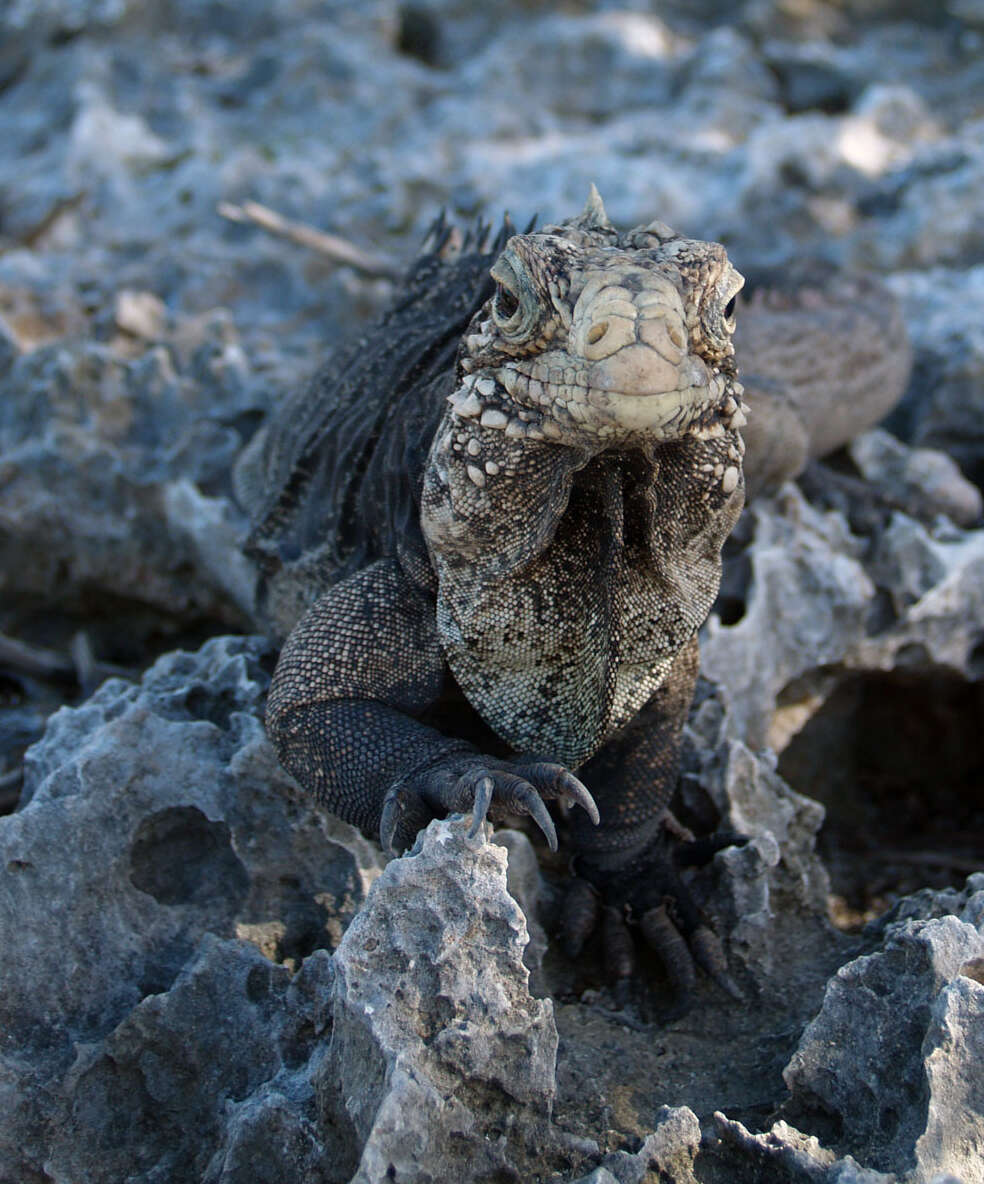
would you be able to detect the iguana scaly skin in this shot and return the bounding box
[242,190,908,996]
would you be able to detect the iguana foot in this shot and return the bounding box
[379,754,599,855]
[560,829,744,1008]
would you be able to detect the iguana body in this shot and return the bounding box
[240,192,908,993]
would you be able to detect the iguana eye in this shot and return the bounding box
[494,281,520,321]
[489,249,540,342]
[703,264,743,346]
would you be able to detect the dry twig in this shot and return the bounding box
[218,199,401,279]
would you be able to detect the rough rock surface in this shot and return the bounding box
[326,819,560,1184]
[784,910,984,1178]
[0,636,381,1182]
[702,474,984,752]
[0,321,260,623]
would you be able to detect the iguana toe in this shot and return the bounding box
[560,829,743,1008]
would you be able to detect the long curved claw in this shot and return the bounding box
[467,774,494,839]
[379,784,432,856]
[452,767,558,850]
[556,770,600,825]
[379,799,398,857]
[511,780,558,851]
[689,924,744,1001]
[520,763,600,825]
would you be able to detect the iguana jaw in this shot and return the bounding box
[494,354,745,441]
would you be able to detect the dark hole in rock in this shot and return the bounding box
[968,635,984,680]
[246,963,274,1004]
[777,668,984,921]
[395,4,443,67]
[878,1105,900,1138]
[183,684,240,729]
[130,806,249,910]
[766,59,857,116]
[713,535,753,626]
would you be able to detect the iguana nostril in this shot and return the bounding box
[587,322,608,345]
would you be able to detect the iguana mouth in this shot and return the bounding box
[484,353,745,441]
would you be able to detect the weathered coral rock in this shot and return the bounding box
[848,429,982,529]
[0,635,381,1182]
[784,900,984,1180]
[325,818,560,1184]
[702,479,984,755]
[681,681,835,999]
[0,337,258,624]
[710,1114,897,1183]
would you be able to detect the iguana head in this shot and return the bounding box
[449,187,747,448]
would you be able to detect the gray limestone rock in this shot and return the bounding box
[703,480,984,761]
[783,912,984,1179]
[681,682,834,1000]
[848,429,983,529]
[600,1105,701,1184]
[324,816,560,1184]
[710,1114,897,1183]
[701,484,874,751]
[916,974,984,1184]
[864,874,984,937]
[0,635,383,1182]
[886,265,984,491]
[496,826,551,988]
[0,335,261,625]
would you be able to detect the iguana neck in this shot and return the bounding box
[419,408,744,766]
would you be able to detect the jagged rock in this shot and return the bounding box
[701,485,874,750]
[0,635,384,1182]
[324,817,560,1184]
[864,874,984,936]
[783,909,984,1179]
[886,265,984,490]
[916,975,984,1184]
[848,429,983,528]
[710,1115,897,1182]
[680,681,834,999]
[573,1170,621,1184]
[703,481,984,757]
[569,1106,700,1184]
[496,827,551,986]
[600,1106,701,1184]
[0,337,259,624]
[47,937,341,1184]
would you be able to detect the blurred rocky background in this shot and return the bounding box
[1,1,983,1181]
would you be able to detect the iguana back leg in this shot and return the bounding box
[560,636,741,1004]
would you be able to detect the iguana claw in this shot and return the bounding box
[381,754,597,855]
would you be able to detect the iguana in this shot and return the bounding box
[237,189,909,996]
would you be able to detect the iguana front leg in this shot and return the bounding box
[560,636,740,1004]
[266,558,597,853]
